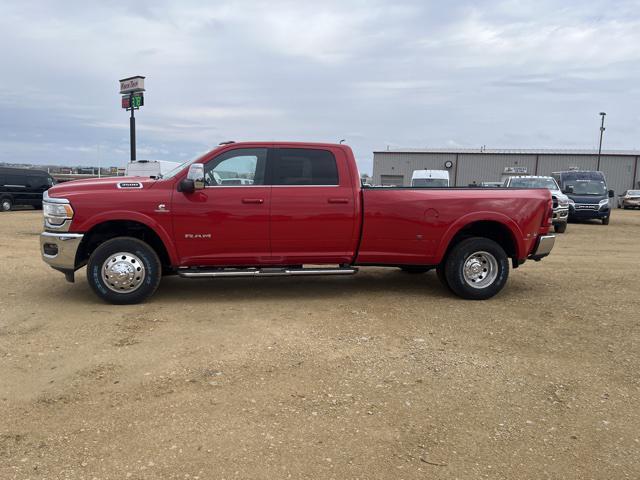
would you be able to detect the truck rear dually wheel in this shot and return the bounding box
[444,237,509,300]
[87,237,161,305]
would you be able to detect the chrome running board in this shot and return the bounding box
[178,267,358,278]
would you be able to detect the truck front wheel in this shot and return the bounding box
[444,237,509,300]
[86,237,161,305]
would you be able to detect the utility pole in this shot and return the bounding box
[597,112,606,171]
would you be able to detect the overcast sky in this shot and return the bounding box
[1,0,640,174]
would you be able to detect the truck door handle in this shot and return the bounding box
[242,198,264,204]
[328,198,349,204]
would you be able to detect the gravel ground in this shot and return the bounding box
[1,210,639,479]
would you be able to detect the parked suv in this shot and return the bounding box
[503,175,569,233]
[551,170,614,225]
[0,167,55,211]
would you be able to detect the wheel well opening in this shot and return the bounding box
[445,221,517,261]
[76,220,171,268]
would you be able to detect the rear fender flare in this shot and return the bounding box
[434,211,524,264]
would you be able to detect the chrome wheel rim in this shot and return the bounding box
[462,251,498,289]
[101,252,145,293]
[1,200,10,211]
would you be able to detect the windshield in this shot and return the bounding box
[509,178,558,189]
[161,149,215,179]
[627,190,640,196]
[566,180,607,196]
[412,178,448,187]
[161,158,197,179]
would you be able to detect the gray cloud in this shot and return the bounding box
[1,0,640,174]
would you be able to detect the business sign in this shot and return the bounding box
[503,166,528,174]
[121,93,144,110]
[119,76,145,94]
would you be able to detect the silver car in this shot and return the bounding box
[503,176,570,233]
[618,190,640,209]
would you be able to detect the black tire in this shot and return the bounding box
[400,266,431,274]
[86,237,161,305]
[436,264,451,292]
[444,237,509,300]
[602,216,610,225]
[623,206,628,210]
[1,197,12,212]
[554,222,567,233]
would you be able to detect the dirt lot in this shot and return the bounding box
[1,210,639,479]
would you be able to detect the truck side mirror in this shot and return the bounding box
[608,189,615,198]
[179,178,195,193]
[565,185,574,194]
[179,164,205,193]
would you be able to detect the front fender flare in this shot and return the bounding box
[75,211,178,265]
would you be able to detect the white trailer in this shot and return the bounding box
[125,160,180,178]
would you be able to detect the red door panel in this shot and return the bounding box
[269,147,357,264]
[171,147,271,266]
[171,187,271,266]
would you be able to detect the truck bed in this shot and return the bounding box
[356,187,551,265]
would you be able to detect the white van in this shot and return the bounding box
[411,170,450,187]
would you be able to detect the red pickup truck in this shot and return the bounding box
[40,142,555,304]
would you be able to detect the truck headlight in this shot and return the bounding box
[43,201,74,226]
[598,199,609,209]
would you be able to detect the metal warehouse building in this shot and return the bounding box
[372,149,640,195]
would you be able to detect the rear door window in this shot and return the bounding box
[271,149,339,186]
[5,174,26,186]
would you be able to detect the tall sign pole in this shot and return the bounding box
[130,94,136,161]
[119,76,146,162]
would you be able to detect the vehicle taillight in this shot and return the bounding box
[546,199,553,226]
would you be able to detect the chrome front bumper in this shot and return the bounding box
[553,207,569,223]
[40,232,83,271]
[529,234,555,261]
